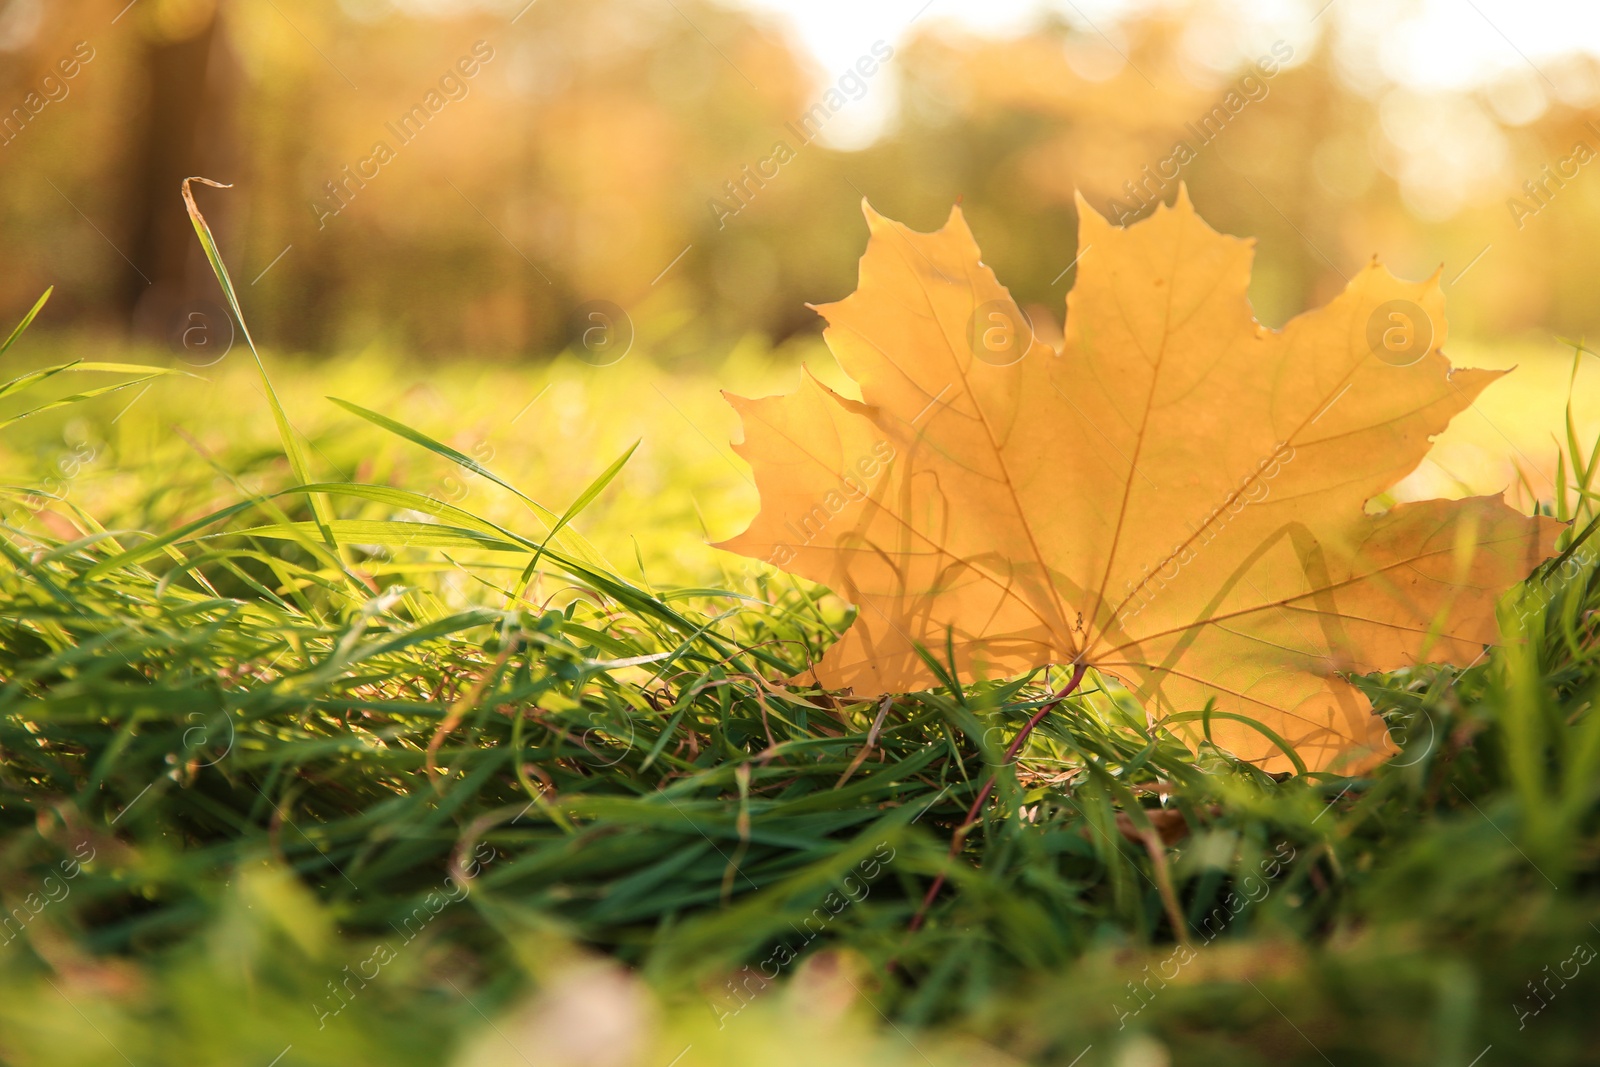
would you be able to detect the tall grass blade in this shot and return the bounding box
[324,395,608,568]
[181,177,342,558]
[0,288,51,360]
[524,439,638,576]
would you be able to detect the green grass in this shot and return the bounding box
[1,291,1599,1067]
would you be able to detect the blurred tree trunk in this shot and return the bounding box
[121,6,235,342]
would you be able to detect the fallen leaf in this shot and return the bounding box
[716,188,1560,774]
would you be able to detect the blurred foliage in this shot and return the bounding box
[7,0,1600,358]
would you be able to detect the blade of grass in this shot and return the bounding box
[181,177,342,562]
[518,439,639,585]
[0,373,168,429]
[0,288,51,360]
[324,395,608,568]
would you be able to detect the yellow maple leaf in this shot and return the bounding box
[717,189,1560,774]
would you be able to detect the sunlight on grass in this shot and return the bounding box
[1,297,1599,1065]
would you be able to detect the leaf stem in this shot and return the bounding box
[908,662,1088,933]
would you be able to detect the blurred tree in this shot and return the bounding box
[123,0,236,346]
[5,0,1600,357]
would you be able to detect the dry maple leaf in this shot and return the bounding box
[716,188,1561,775]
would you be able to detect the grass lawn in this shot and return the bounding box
[1,290,1598,1066]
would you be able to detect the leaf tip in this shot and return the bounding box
[180,175,235,214]
[1072,189,1112,235]
[182,175,235,191]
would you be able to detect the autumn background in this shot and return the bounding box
[3,0,1600,1064]
[7,0,1600,547]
